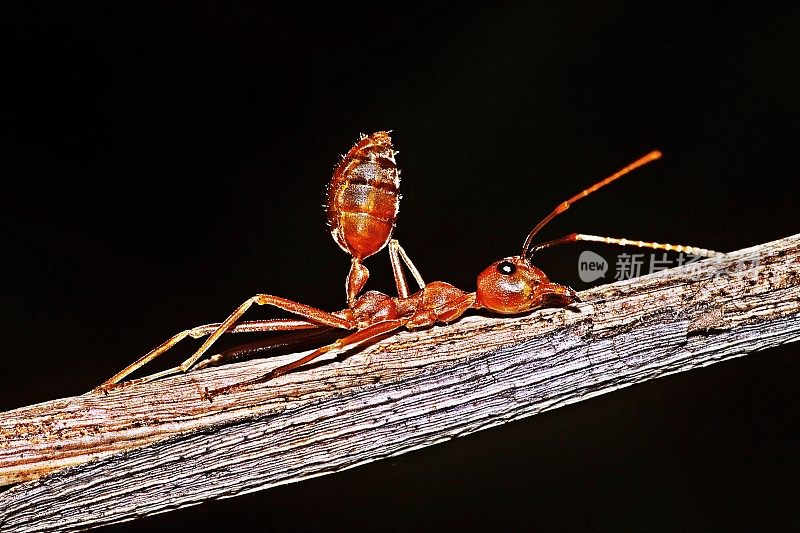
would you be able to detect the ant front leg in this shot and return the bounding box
[97,295,354,390]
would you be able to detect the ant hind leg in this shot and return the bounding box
[389,239,425,298]
[96,295,353,391]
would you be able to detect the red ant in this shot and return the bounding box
[97,132,720,396]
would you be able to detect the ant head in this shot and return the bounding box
[475,256,577,314]
[474,150,662,314]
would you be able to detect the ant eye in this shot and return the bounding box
[497,261,516,275]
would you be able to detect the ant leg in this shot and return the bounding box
[134,295,353,384]
[389,240,410,298]
[389,239,425,298]
[193,326,338,371]
[99,296,354,388]
[97,319,322,390]
[205,319,404,398]
[528,233,722,258]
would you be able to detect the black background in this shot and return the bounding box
[3,3,799,530]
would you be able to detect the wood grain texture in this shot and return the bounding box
[1,233,798,532]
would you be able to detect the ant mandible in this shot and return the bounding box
[97,132,720,396]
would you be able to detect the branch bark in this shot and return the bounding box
[1,234,799,532]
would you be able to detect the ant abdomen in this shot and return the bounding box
[327,131,400,261]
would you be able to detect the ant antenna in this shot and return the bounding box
[521,150,663,257]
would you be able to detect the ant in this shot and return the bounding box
[97,132,720,396]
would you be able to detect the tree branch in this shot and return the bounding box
[1,234,799,532]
